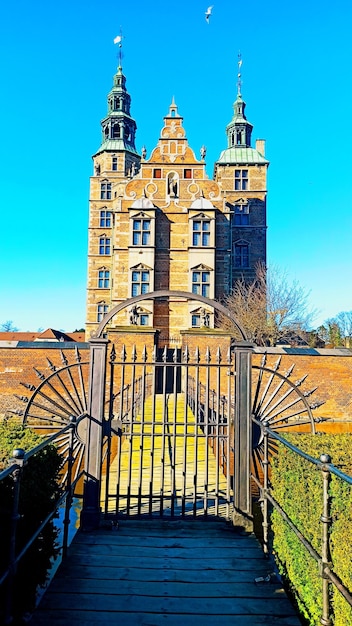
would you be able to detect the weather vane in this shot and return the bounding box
[113,28,124,67]
[237,51,243,96]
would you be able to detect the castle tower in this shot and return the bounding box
[214,64,269,284]
[86,61,141,335]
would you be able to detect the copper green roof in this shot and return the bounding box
[216,146,269,165]
[94,139,139,156]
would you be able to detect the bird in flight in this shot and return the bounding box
[205,5,213,22]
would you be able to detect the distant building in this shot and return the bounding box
[86,60,268,341]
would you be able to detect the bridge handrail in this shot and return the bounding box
[252,417,352,624]
[0,416,87,623]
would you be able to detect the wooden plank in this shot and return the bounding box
[36,592,299,616]
[29,610,303,626]
[47,578,294,599]
[54,564,271,582]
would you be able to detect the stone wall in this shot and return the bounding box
[1,342,351,430]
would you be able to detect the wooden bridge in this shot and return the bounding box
[27,388,301,625]
[29,519,301,625]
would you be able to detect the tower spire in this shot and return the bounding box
[237,51,243,97]
[113,28,124,68]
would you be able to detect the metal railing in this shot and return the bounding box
[0,416,86,625]
[252,418,352,626]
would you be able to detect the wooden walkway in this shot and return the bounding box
[30,519,302,625]
[102,394,230,518]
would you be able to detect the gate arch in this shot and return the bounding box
[92,289,248,341]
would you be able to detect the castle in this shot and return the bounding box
[86,57,268,343]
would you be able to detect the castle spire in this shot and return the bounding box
[225,55,253,149]
[94,46,139,158]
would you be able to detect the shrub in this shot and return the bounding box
[271,433,352,626]
[0,420,62,623]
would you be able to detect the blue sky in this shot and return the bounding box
[0,0,351,332]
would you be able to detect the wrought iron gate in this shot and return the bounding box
[101,344,236,520]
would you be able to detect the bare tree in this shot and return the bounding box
[219,263,316,346]
[317,311,352,347]
[0,320,19,332]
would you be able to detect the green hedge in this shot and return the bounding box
[0,420,62,623]
[271,433,352,626]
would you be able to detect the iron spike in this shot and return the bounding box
[14,394,29,403]
[303,387,318,397]
[310,400,325,410]
[7,409,24,416]
[273,356,282,370]
[216,346,222,363]
[152,345,157,362]
[183,345,189,362]
[132,344,137,362]
[294,374,308,386]
[173,347,178,363]
[195,346,200,363]
[260,354,267,367]
[205,346,211,363]
[46,358,56,372]
[20,382,36,391]
[60,350,68,366]
[227,346,232,364]
[162,346,168,363]
[75,346,82,362]
[33,367,45,381]
[142,345,147,362]
[110,344,116,362]
[121,344,127,362]
[284,364,295,377]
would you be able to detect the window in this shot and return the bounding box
[112,157,118,171]
[192,271,210,297]
[140,314,149,326]
[97,303,108,322]
[235,242,249,267]
[153,168,161,178]
[132,269,150,296]
[99,237,111,255]
[100,182,111,199]
[234,169,248,190]
[192,314,201,327]
[192,219,210,246]
[133,218,151,245]
[98,269,110,288]
[100,210,112,227]
[184,169,192,179]
[234,205,249,226]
